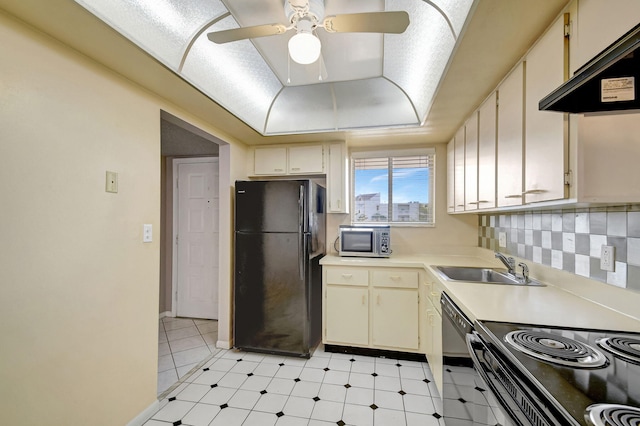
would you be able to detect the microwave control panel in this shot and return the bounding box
[380,231,390,254]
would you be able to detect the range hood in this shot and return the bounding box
[540,22,640,113]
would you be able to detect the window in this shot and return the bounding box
[351,149,435,226]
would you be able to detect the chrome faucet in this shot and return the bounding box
[518,262,530,284]
[495,251,516,275]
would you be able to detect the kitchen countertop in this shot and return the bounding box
[320,252,640,332]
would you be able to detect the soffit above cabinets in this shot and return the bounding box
[73,0,474,136]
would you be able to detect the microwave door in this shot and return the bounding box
[342,231,374,253]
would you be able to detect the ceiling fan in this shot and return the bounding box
[207,0,410,65]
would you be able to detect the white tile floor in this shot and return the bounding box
[158,317,219,395]
[146,345,444,426]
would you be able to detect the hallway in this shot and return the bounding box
[158,317,219,395]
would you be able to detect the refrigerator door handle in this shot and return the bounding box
[299,185,305,281]
[299,185,304,233]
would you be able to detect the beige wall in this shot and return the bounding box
[0,11,246,425]
[326,143,478,254]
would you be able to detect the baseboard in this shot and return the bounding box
[159,311,172,320]
[126,399,161,426]
[216,339,231,349]
[323,344,427,362]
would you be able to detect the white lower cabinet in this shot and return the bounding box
[371,288,419,350]
[420,270,443,397]
[325,285,369,346]
[323,266,421,353]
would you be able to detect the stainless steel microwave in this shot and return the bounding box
[338,225,391,257]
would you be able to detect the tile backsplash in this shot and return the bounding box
[478,206,640,292]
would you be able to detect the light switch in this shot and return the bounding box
[106,171,118,193]
[143,224,153,243]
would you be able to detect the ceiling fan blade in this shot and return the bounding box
[207,23,288,44]
[323,11,410,34]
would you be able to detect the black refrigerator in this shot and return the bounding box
[234,180,325,357]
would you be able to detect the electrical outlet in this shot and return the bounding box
[600,245,615,272]
[143,224,153,243]
[498,232,507,248]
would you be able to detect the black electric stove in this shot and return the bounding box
[475,321,640,426]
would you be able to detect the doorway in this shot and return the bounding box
[158,111,226,395]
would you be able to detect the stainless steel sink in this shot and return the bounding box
[433,266,544,286]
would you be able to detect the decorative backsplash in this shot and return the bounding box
[478,206,640,292]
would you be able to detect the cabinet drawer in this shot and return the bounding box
[326,268,369,286]
[371,270,418,288]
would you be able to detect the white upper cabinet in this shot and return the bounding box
[477,92,497,209]
[446,1,640,213]
[288,145,324,174]
[447,139,455,213]
[251,144,325,176]
[572,0,640,73]
[454,127,466,212]
[253,147,287,175]
[464,112,479,210]
[497,62,524,207]
[524,14,568,204]
[327,142,349,214]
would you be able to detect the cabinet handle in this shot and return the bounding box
[467,201,480,205]
[291,167,300,171]
[341,274,352,279]
[478,200,490,203]
[362,295,366,305]
[377,295,381,305]
[504,194,523,199]
[456,204,465,207]
[523,189,547,195]
[390,275,401,281]
[430,291,437,297]
[448,205,455,209]
[337,200,341,208]
[274,168,284,172]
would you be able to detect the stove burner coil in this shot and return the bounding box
[505,330,608,368]
[597,336,640,364]
[585,403,640,426]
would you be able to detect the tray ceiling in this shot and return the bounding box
[74,0,474,136]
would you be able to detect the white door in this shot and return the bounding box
[176,159,219,319]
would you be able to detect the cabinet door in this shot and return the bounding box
[454,127,465,212]
[573,0,640,73]
[288,145,324,174]
[447,139,455,213]
[430,309,443,397]
[497,63,524,207]
[464,112,479,210]
[525,15,568,204]
[254,147,287,175]
[327,143,348,213]
[371,288,419,350]
[325,285,369,346]
[477,92,497,209]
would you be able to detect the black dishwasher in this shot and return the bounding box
[441,292,517,426]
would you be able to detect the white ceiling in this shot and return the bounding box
[0,0,569,146]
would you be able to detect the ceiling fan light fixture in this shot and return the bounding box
[288,18,321,65]
[288,32,321,64]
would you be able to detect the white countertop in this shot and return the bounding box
[320,252,640,332]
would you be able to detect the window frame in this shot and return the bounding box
[350,148,436,227]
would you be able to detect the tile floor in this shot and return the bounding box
[145,345,444,426]
[158,317,219,395]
